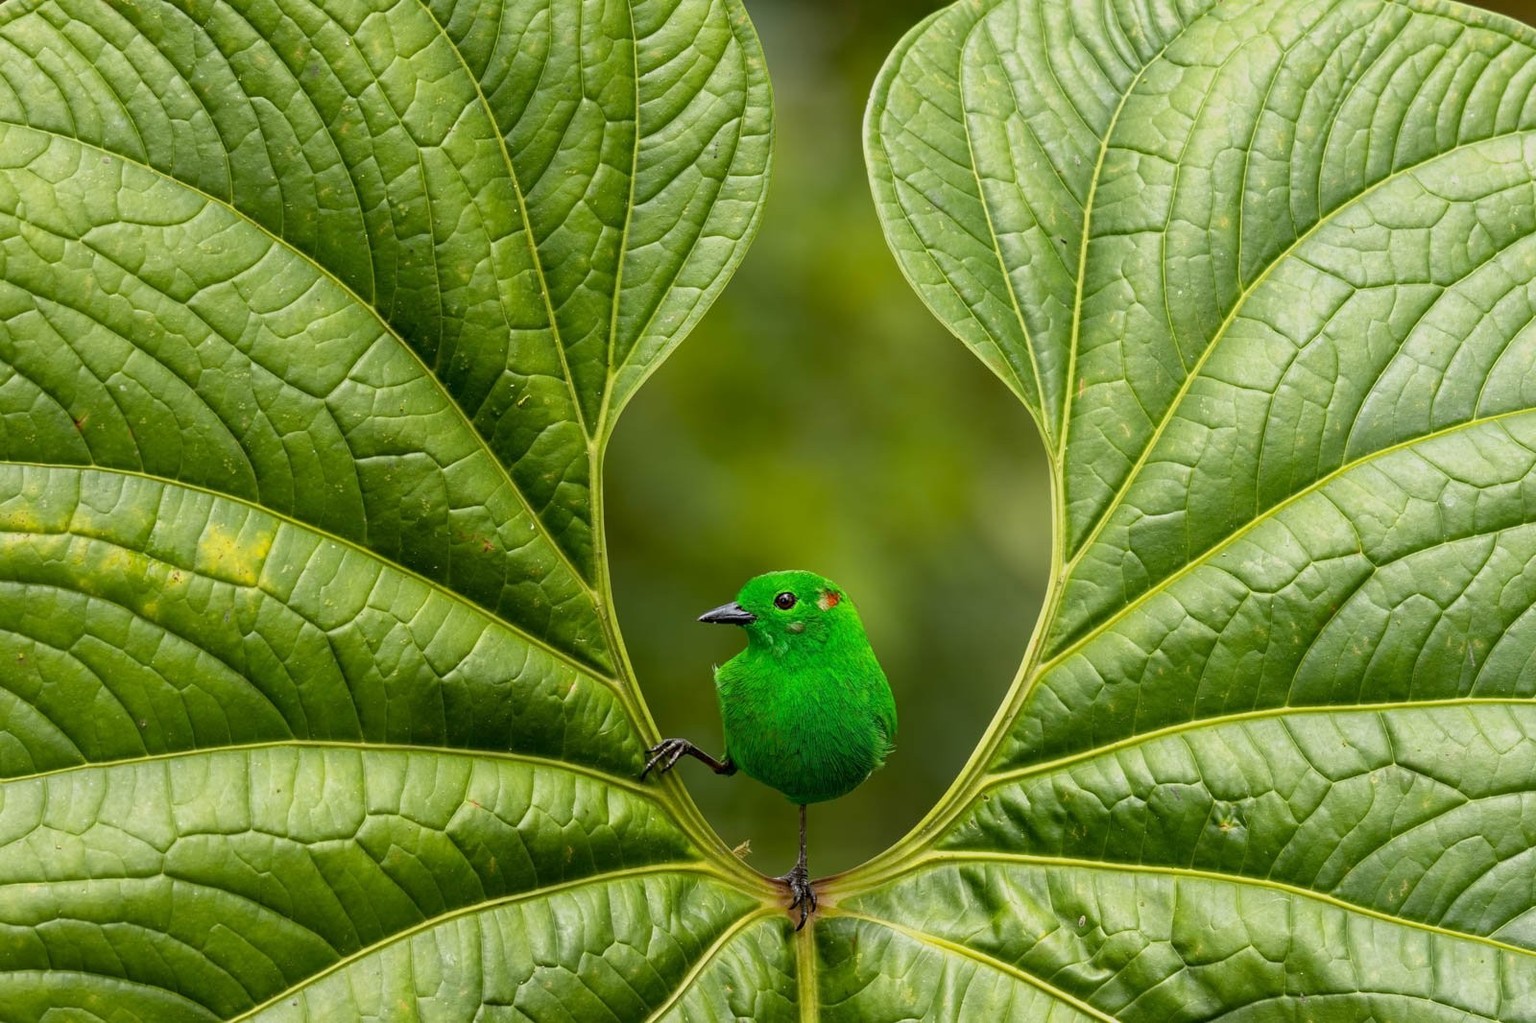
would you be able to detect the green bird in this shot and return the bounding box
[642,570,897,928]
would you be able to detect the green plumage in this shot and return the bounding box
[713,571,896,805]
[641,569,895,927]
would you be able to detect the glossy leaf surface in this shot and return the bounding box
[0,0,782,1018]
[9,0,1536,1018]
[856,0,1536,1018]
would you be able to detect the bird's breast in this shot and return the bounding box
[717,665,883,805]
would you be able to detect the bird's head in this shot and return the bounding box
[698,569,863,652]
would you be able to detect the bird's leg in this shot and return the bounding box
[640,738,737,780]
[775,803,816,931]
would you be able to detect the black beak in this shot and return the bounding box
[698,601,756,625]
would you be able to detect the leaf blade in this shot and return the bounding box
[836,859,1536,1021]
[860,0,1536,1018]
[0,0,776,1015]
[1,746,697,1016]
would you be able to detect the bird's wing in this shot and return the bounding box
[874,691,897,761]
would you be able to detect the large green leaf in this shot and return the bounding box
[853,0,1536,1018]
[0,0,786,1018]
[11,0,1536,1018]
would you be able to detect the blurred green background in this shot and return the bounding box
[607,0,1536,876]
[607,0,1050,876]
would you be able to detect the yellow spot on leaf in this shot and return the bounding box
[196,521,274,587]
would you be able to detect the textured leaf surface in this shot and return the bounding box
[0,0,782,1018]
[857,0,1536,1018]
[12,0,1536,1017]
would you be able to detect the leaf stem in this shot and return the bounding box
[826,441,1070,895]
[795,915,819,1023]
[590,445,769,892]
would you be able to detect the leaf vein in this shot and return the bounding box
[1065,123,1536,568]
[225,863,719,1022]
[916,852,1536,962]
[834,909,1120,1022]
[1042,404,1536,672]
[0,122,603,611]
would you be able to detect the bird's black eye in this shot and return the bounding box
[774,592,797,610]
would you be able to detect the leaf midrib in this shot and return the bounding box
[831,693,1536,900]
[795,917,818,1023]
[1060,118,1536,577]
[958,23,1055,440]
[1038,402,1536,675]
[981,694,1536,790]
[849,10,1536,906]
[414,0,596,446]
[639,909,779,1023]
[841,1,1203,894]
[0,108,601,618]
[854,405,1536,870]
[897,851,1536,963]
[0,737,650,793]
[832,909,1119,1022]
[594,5,768,437]
[831,853,1533,1022]
[1054,3,1205,469]
[599,0,643,441]
[2,459,616,684]
[225,862,729,1022]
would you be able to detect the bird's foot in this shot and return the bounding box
[640,738,694,780]
[640,738,735,779]
[775,862,817,931]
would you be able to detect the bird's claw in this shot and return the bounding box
[640,738,693,780]
[776,862,817,930]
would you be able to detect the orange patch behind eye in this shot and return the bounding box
[818,590,841,611]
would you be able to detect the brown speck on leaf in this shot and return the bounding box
[731,839,752,859]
